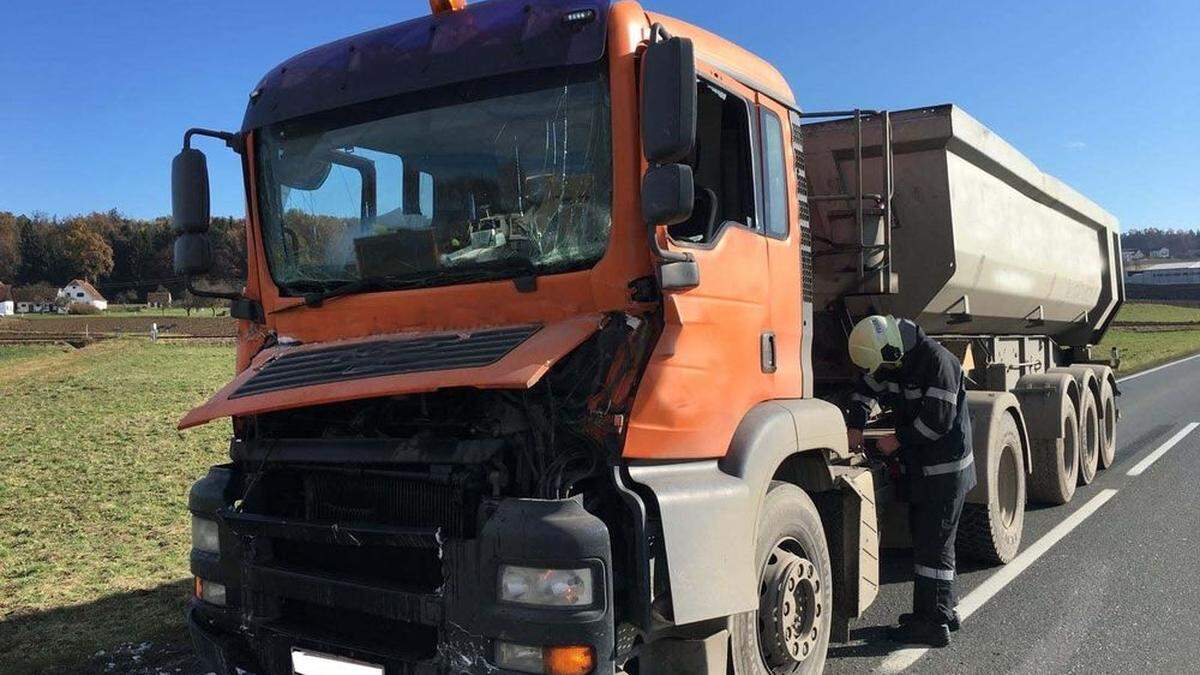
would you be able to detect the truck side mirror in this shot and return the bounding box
[173,233,214,276]
[642,163,694,226]
[172,147,214,276]
[173,148,211,234]
[640,36,697,163]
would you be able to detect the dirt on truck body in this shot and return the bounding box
[173,1,1123,674]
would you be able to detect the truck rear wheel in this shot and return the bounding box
[958,412,1025,564]
[1027,397,1079,505]
[729,482,832,675]
[1076,391,1100,485]
[1097,380,1117,469]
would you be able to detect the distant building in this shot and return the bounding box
[1125,261,1200,286]
[0,283,13,317]
[12,285,61,313]
[1150,247,1171,259]
[147,290,172,308]
[59,279,108,311]
[1121,250,1137,263]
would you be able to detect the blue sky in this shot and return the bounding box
[0,0,1196,230]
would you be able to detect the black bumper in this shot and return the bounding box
[189,495,616,675]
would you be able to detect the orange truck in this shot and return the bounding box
[174,1,1123,673]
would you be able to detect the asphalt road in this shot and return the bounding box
[826,353,1200,675]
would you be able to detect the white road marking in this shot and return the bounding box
[1126,423,1199,476]
[1117,352,1200,383]
[876,489,1119,674]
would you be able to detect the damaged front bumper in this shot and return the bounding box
[188,468,616,675]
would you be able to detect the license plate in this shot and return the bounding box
[291,648,385,675]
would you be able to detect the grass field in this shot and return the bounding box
[0,340,233,673]
[1099,302,1200,372]
[1112,301,1200,324]
[0,302,1198,673]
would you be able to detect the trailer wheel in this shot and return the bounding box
[729,482,832,675]
[1076,391,1100,485]
[958,412,1025,564]
[1097,380,1117,469]
[1027,397,1079,505]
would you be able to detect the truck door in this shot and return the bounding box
[625,70,775,460]
[756,94,808,399]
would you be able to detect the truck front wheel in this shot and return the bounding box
[730,482,832,675]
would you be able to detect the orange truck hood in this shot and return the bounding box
[178,314,603,430]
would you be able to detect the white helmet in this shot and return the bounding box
[848,315,905,373]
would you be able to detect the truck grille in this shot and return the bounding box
[231,324,540,398]
[228,465,485,667]
[302,470,473,537]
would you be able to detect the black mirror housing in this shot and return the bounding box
[640,36,697,164]
[172,148,211,234]
[642,163,695,227]
[173,232,214,276]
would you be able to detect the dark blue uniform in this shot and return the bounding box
[847,319,976,626]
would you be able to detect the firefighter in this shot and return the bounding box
[845,315,976,647]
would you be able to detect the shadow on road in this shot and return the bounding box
[0,578,204,674]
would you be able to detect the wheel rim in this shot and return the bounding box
[1083,404,1098,466]
[1103,396,1116,447]
[1063,417,1078,476]
[998,443,1020,527]
[758,539,822,671]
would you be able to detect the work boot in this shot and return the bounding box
[888,619,951,647]
[899,611,960,632]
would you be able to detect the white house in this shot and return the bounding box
[0,284,13,317]
[59,279,108,311]
[1151,247,1171,259]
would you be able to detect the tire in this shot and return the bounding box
[957,412,1025,564]
[1076,390,1101,485]
[730,482,832,675]
[1097,380,1117,469]
[1027,397,1079,505]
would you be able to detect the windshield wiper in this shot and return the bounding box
[274,258,549,313]
[274,275,413,312]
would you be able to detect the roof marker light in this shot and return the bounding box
[429,0,466,15]
[563,9,597,27]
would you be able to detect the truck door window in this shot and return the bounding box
[668,80,756,244]
[759,108,789,238]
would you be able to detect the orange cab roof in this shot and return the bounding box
[644,11,796,108]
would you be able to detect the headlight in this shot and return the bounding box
[498,565,594,607]
[191,515,220,554]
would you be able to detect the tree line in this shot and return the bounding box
[0,214,1192,303]
[0,210,246,302]
[1121,228,1200,257]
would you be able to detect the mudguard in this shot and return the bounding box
[1013,372,1079,441]
[964,391,1030,504]
[626,399,850,625]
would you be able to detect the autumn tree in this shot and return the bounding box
[0,212,20,282]
[62,219,114,282]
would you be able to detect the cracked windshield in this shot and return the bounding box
[256,68,612,293]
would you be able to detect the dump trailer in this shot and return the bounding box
[172,2,1122,674]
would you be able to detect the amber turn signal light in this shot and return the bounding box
[545,645,595,675]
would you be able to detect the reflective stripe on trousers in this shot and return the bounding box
[914,563,954,581]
